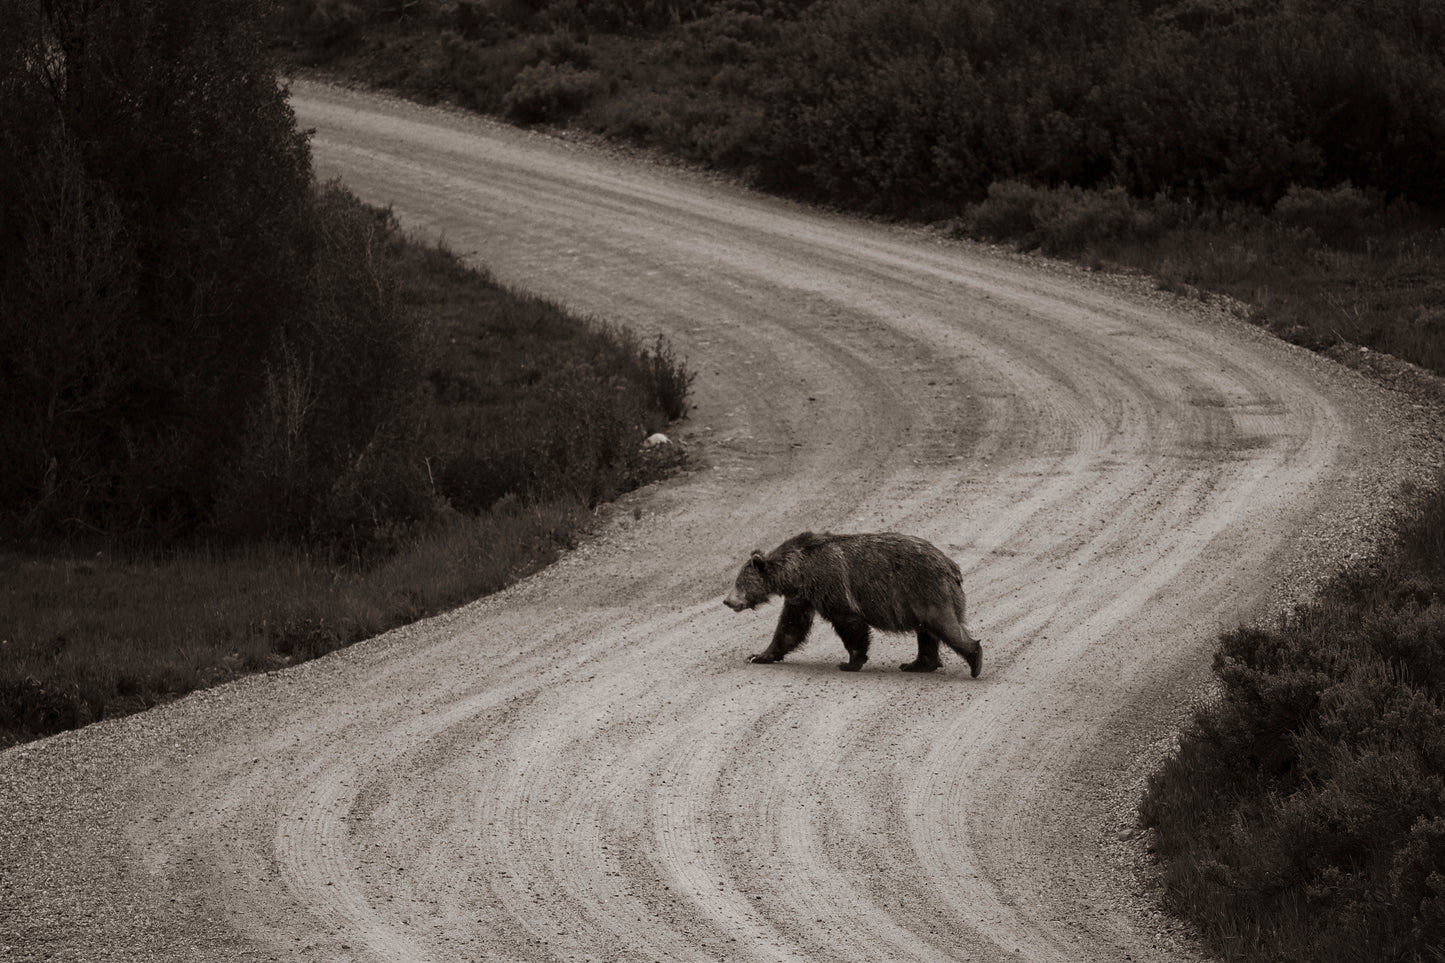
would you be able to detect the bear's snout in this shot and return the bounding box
[723,590,751,612]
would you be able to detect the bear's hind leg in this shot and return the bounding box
[902,630,943,672]
[750,598,815,664]
[934,612,983,678]
[833,617,871,672]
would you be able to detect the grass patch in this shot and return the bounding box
[0,500,583,746]
[0,217,692,748]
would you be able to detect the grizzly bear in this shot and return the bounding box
[724,531,982,676]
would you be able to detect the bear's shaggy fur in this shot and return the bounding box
[724,531,982,676]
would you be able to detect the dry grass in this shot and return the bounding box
[0,499,591,747]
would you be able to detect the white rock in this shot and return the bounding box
[643,433,670,448]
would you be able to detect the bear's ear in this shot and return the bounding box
[750,550,767,572]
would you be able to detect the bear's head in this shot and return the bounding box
[723,550,773,611]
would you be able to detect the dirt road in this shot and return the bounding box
[2,80,1436,962]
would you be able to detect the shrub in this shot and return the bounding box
[503,61,607,123]
[530,28,596,68]
[962,180,1167,255]
[561,0,718,30]
[440,32,540,111]
[272,0,372,48]
[421,310,691,512]
[1272,182,1383,249]
[1143,481,1445,962]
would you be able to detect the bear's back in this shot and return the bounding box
[783,532,962,631]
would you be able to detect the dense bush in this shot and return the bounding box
[743,0,1445,215]
[503,61,607,123]
[271,0,421,48]
[1271,182,1390,250]
[440,31,542,111]
[413,260,692,515]
[273,0,1445,216]
[1142,485,1445,961]
[962,181,1179,254]
[552,0,815,31]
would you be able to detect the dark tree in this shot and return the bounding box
[0,0,314,538]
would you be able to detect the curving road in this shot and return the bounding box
[1,80,1433,962]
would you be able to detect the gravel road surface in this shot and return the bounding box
[3,80,1440,962]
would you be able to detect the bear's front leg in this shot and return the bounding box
[749,598,815,664]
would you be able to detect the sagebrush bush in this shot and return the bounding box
[272,0,371,48]
[1272,183,1384,249]
[503,61,607,123]
[1143,482,1445,962]
[962,181,1168,255]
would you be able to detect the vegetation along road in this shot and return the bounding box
[2,79,1439,962]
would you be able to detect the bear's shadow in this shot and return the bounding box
[744,658,959,680]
